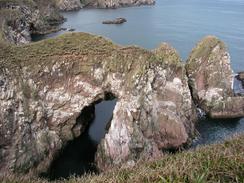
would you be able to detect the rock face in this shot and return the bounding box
[84,0,155,8]
[0,33,196,176]
[233,73,244,96]
[55,0,82,11]
[186,36,244,118]
[96,43,197,170]
[0,0,64,44]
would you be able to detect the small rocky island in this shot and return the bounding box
[102,18,127,24]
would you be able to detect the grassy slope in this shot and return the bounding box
[1,134,243,183]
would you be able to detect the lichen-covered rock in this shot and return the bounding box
[55,0,82,11]
[96,43,197,170]
[0,33,196,176]
[84,0,155,8]
[0,0,64,44]
[186,36,244,118]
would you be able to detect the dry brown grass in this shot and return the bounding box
[1,134,243,183]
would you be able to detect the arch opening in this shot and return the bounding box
[41,92,117,180]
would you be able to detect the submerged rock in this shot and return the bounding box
[186,36,244,118]
[102,18,127,24]
[68,28,76,32]
[0,33,196,176]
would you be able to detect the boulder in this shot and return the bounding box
[186,36,244,118]
[0,33,196,176]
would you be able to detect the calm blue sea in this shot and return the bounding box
[34,0,244,72]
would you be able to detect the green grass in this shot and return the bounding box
[0,32,176,90]
[186,35,226,73]
[1,134,243,183]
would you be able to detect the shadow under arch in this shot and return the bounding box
[41,92,117,180]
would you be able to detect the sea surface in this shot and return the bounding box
[33,0,244,72]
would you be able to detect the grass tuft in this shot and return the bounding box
[1,134,243,183]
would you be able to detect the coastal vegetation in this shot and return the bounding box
[1,134,243,183]
[0,0,244,182]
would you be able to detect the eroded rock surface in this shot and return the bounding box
[0,0,64,44]
[186,36,244,118]
[55,0,82,11]
[84,0,155,8]
[0,33,196,176]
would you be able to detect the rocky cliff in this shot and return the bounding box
[0,33,243,177]
[55,0,82,11]
[85,0,155,8]
[55,0,155,10]
[0,32,197,176]
[0,0,64,44]
[186,36,244,118]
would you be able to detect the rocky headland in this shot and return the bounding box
[83,0,155,9]
[0,31,243,177]
[0,32,197,175]
[0,0,65,44]
[55,0,83,11]
[186,36,244,118]
[55,0,156,10]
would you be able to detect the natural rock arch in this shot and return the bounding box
[0,33,197,176]
[41,92,117,180]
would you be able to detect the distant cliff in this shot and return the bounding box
[55,0,82,11]
[55,0,155,10]
[84,0,155,8]
[0,0,64,44]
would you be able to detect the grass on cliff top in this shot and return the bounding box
[0,32,173,90]
[186,35,227,71]
[1,134,244,183]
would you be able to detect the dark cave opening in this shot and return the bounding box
[42,93,117,180]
